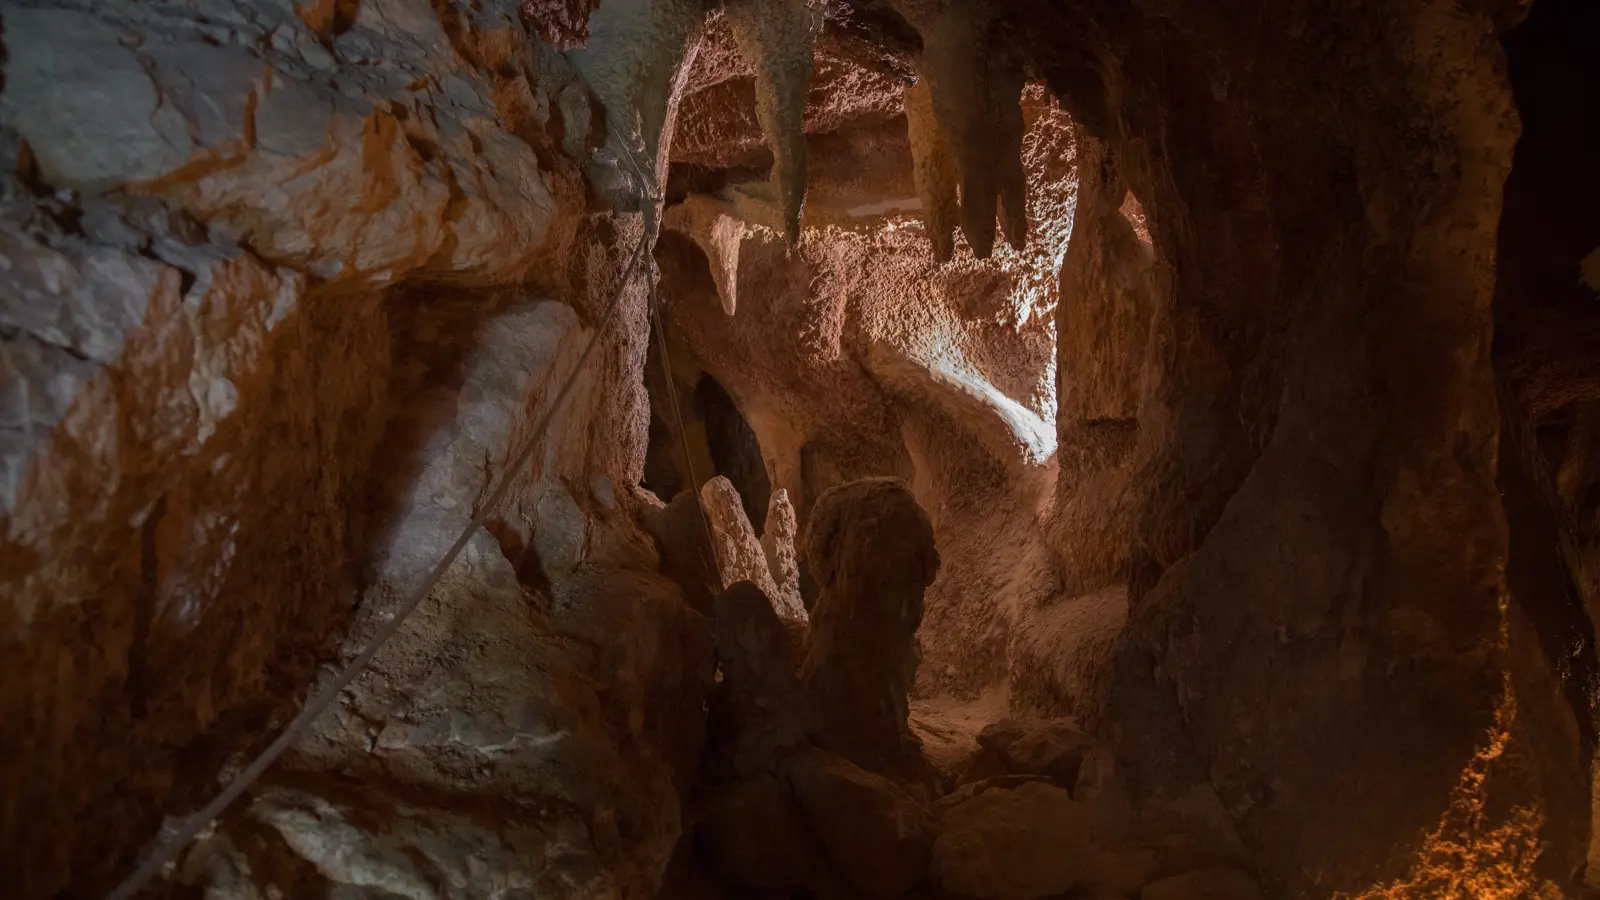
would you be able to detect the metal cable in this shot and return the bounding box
[103,230,651,900]
[647,265,725,586]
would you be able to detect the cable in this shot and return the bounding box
[648,266,724,585]
[606,132,724,588]
[103,231,651,900]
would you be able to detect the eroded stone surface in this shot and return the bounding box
[802,478,938,778]
[0,2,696,897]
[713,580,815,776]
[702,475,808,622]
[786,747,937,897]
[761,488,807,615]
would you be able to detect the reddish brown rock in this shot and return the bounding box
[522,0,600,49]
[698,773,813,891]
[786,747,937,897]
[713,580,816,776]
[801,477,939,778]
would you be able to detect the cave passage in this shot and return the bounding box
[1,0,1598,899]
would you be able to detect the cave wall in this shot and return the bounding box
[0,1,710,896]
[1011,0,1585,893]
[1493,0,1600,888]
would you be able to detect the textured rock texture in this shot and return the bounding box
[801,478,938,779]
[0,1,703,897]
[701,475,807,622]
[10,0,1600,898]
[1003,0,1593,893]
[655,80,1078,706]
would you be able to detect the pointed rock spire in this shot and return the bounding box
[725,0,822,245]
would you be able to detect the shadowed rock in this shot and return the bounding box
[801,477,940,780]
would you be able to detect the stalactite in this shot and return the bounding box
[564,0,708,200]
[904,78,960,263]
[724,0,821,245]
[993,50,1028,253]
[889,0,1028,261]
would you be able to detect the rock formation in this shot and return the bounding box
[761,488,808,613]
[801,477,939,780]
[711,580,815,775]
[5,0,1599,897]
[723,0,822,243]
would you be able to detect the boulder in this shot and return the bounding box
[933,781,1153,899]
[698,774,813,891]
[972,716,1095,787]
[786,748,937,897]
[1140,867,1263,900]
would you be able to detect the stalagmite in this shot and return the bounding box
[760,489,807,616]
[702,476,808,623]
[723,0,822,245]
[801,478,939,779]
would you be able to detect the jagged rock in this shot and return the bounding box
[669,14,908,171]
[801,477,939,778]
[786,747,937,897]
[971,716,1095,787]
[698,773,814,890]
[761,488,807,615]
[703,476,808,622]
[724,0,821,243]
[713,581,816,775]
[1140,867,1263,900]
[526,0,603,49]
[644,488,723,615]
[933,781,1154,899]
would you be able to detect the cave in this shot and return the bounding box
[2,0,1598,899]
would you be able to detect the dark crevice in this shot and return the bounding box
[694,374,771,533]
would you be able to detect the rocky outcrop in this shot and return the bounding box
[0,1,700,897]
